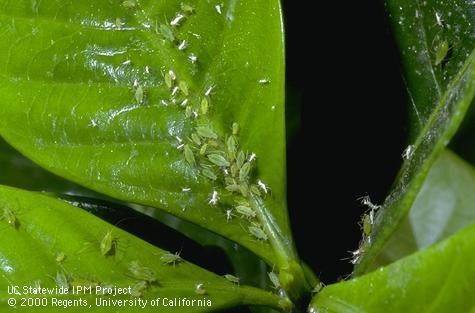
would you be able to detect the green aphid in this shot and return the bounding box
[232,122,240,135]
[159,24,175,42]
[181,3,195,15]
[227,136,237,154]
[249,226,268,241]
[200,143,208,155]
[128,261,157,283]
[55,272,70,290]
[100,230,117,257]
[250,184,261,197]
[236,205,256,218]
[164,72,174,89]
[236,151,245,168]
[225,177,235,186]
[184,144,196,166]
[362,214,372,236]
[208,140,219,147]
[122,0,136,8]
[2,207,18,229]
[191,133,202,145]
[230,164,239,177]
[239,184,249,197]
[185,106,193,118]
[195,283,206,295]
[56,252,66,263]
[115,18,122,29]
[179,81,189,96]
[224,274,240,285]
[208,154,230,167]
[131,281,148,298]
[239,162,251,182]
[435,40,449,66]
[160,252,182,266]
[268,271,280,289]
[225,184,241,193]
[196,126,218,139]
[200,97,209,115]
[135,85,144,104]
[202,168,218,181]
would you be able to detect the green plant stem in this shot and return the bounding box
[251,195,312,304]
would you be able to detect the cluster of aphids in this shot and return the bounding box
[174,75,270,242]
[351,196,380,264]
[126,3,273,241]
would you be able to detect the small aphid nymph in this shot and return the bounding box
[128,261,157,283]
[235,205,256,219]
[159,24,175,42]
[191,133,202,145]
[181,3,195,15]
[56,252,66,263]
[249,225,268,241]
[115,18,122,29]
[135,85,144,104]
[232,122,239,135]
[201,98,209,115]
[268,271,280,289]
[361,214,372,236]
[208,154,230,167]
[2,207,18,229]
[434,40,449,66]
[122,0,136,9]
[160,252,182,266]
[184,144,196,166]
[196,126,218,139]
[100,230,117,257]
[215,4,223,15]
[179,81,189,96]
[131,281,148,298]
[239,162,251,182]
[55,272,70,290]
[224,274,240,285]
[202,168,217,180]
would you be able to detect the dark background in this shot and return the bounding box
[283,0,408,282]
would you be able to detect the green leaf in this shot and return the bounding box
[0,185,283,312]
[0,0,305,294]
[310,222,475,313]
[0,138,94,196]
[372,149,475,267]
[355,0,475,274]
